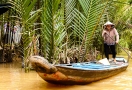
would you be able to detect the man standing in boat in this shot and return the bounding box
[102,21,119,63]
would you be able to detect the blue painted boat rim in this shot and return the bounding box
[56,63,128,71]
[55,57,128,71]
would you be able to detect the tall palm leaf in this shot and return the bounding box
[62,0,76,63]
[41,0,66,63]
[72,0,109,61]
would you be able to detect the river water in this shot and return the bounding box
[0,58,132,90]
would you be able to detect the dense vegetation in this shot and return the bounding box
[0,0,132,72]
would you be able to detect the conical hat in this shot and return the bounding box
[104,21,114,26]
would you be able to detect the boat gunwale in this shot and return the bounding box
[55,63,128,71]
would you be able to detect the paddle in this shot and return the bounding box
[105,33,132,62]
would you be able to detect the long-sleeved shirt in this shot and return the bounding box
[102,28,119,45]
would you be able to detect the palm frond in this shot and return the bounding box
[65,0,76,27]
[72,0,109,50]
[41,0,65,62]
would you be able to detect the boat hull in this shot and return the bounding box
[37,63,128,85]
[29,56,128,85]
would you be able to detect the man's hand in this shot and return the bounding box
[103,31,107,34]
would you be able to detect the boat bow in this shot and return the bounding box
[29,56,57,74]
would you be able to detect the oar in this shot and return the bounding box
[105,33,131,63]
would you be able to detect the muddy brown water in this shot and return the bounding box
[0,58,132,90]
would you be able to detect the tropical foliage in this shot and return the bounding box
[40,0,110,62]
[40,0,66,63]
[8,0,41,72]
[0,0,132,72]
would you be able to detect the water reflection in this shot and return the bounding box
[0,60,132,90]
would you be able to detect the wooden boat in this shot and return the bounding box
[29,56,128,85]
